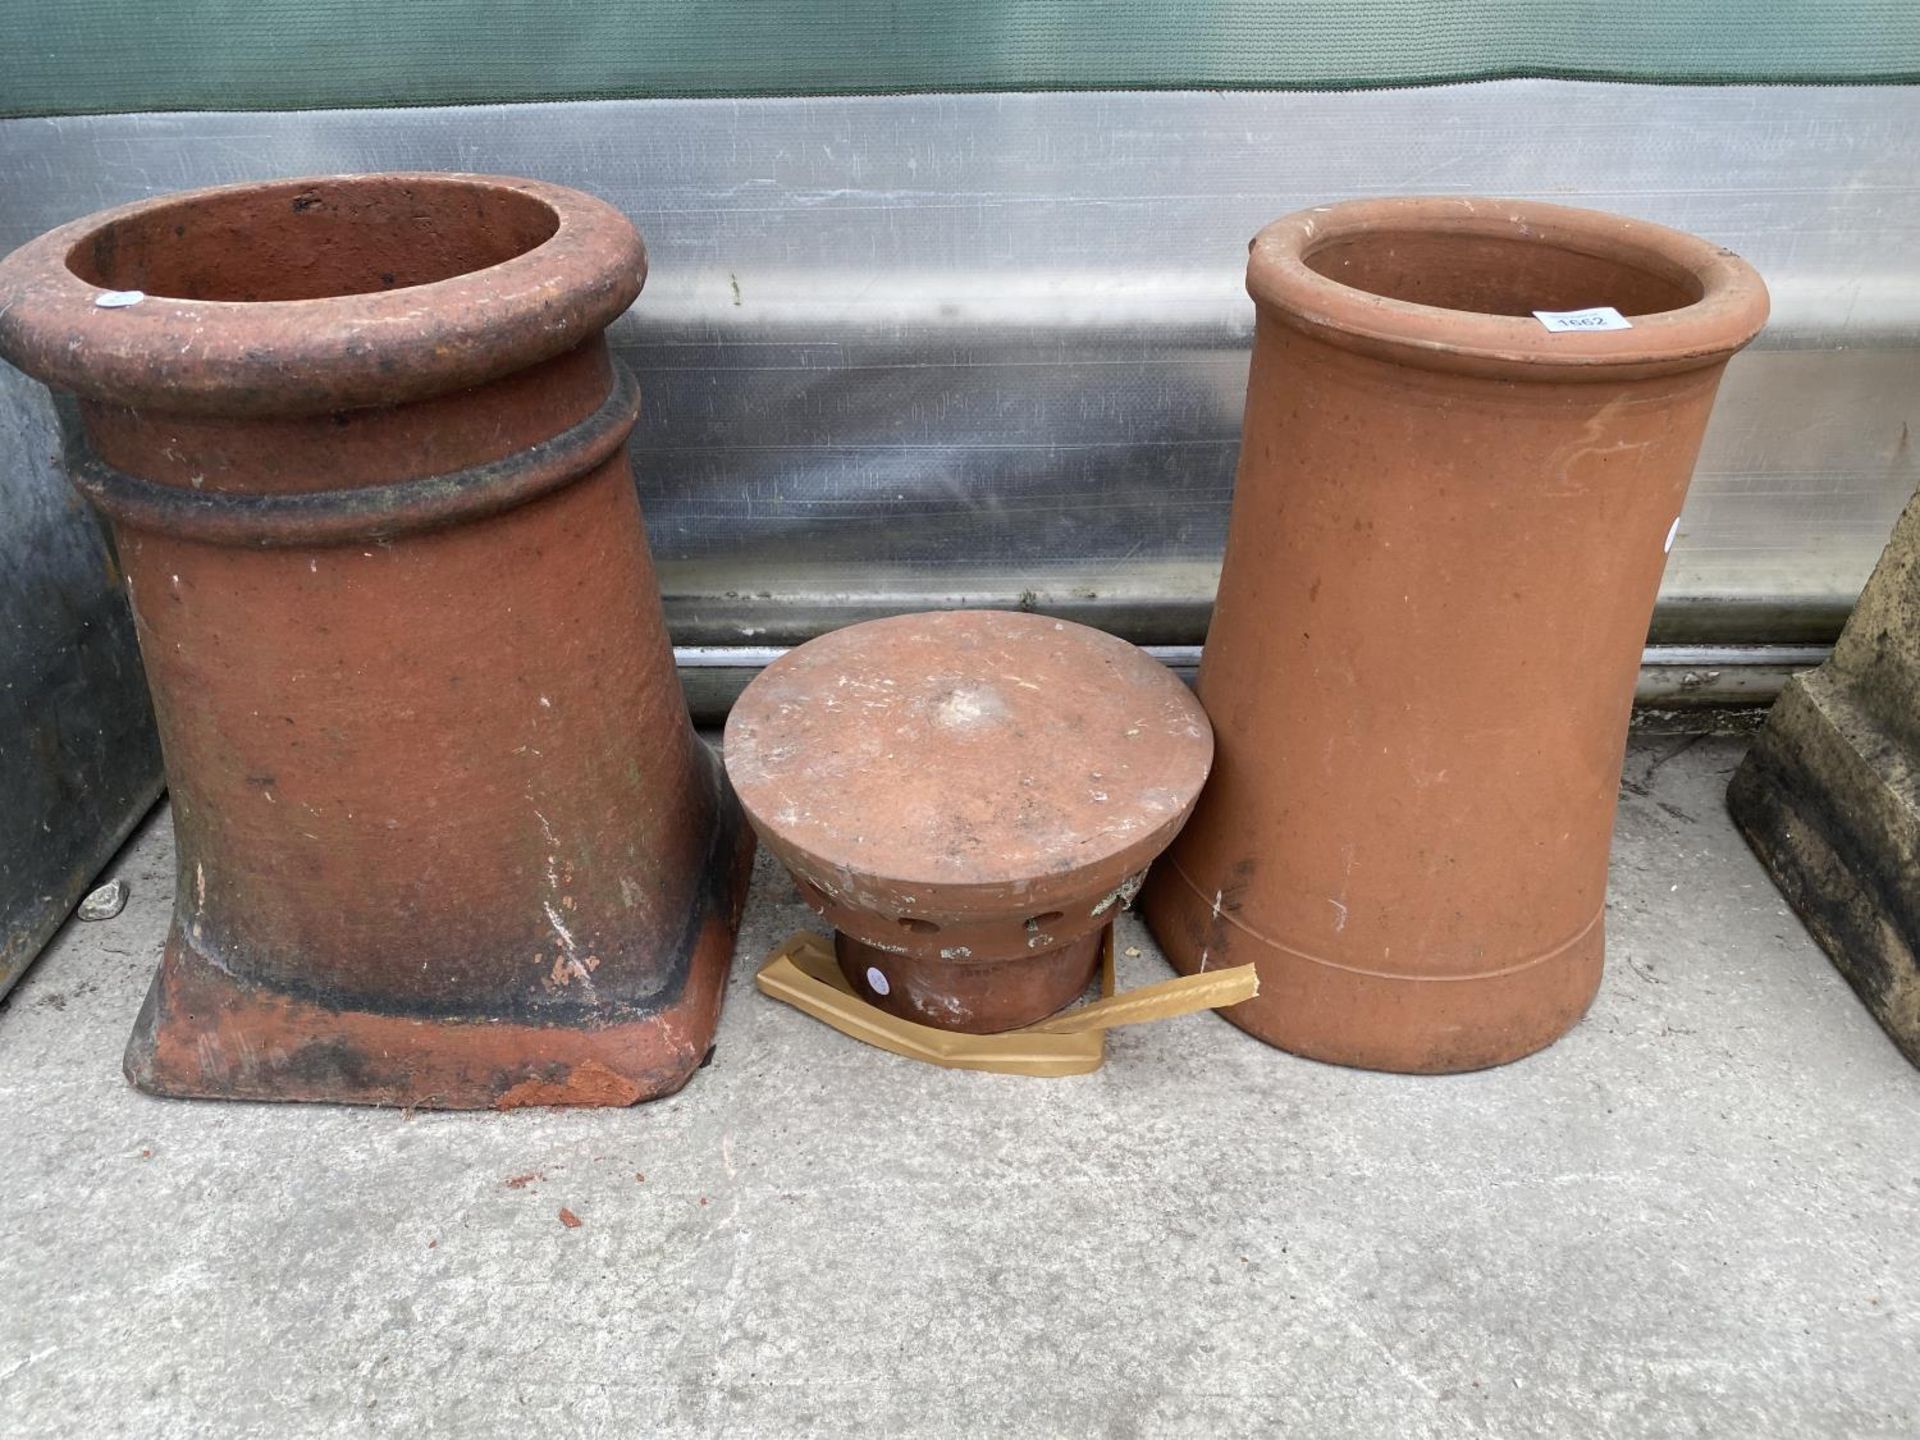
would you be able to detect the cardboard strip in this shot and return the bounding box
[1022,964,1262,1034]
[754,929,1259,1076]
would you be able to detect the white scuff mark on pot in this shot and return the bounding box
[548,950,599,990]
[542,895,578,952]
[531,805,596,991]
[229,1028,261,1078]
[194,862,206,910]
[538,696,552,709]
[1090,875,1144,917]
[1331,846,1357,931]
[193,1032,224,1081]
[932,684,1006,730]
[1198,886,1226,972]
[542,892,596,992]
[1549,396,1651,477]
[938,945,972,960]
[914,987,967,1022]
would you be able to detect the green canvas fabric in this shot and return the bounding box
[2,0,1915,119]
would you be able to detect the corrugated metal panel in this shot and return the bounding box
[8,85,1907,644]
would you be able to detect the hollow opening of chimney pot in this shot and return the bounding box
[1301,228,1704,320]
[65,179,561,303]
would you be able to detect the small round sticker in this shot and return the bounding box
[93,289,146,309]
[864,966,891,996]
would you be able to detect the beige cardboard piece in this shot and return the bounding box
[755,929,1259,1076]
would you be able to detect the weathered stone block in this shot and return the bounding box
[1729,487,1920,1066]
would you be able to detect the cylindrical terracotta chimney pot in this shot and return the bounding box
[0,173,754,1107]
[726,612,1214,1033]
[1143,196,1768,1073]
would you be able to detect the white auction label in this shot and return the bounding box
[1534,306,1631,333]
[865,966,891,996]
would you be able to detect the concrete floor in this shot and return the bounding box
[0,728,1916,1438]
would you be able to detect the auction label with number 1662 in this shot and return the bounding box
[1533,306,1632,332]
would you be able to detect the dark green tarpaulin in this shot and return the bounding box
[2,1,1916,119]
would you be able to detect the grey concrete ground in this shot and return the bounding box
[0,729,1915,1438]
